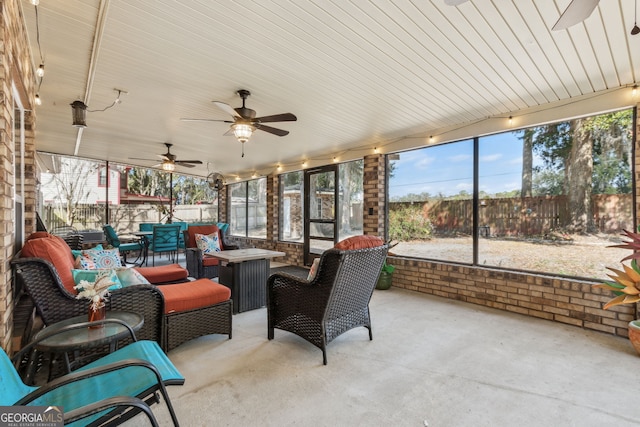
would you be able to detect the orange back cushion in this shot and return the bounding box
[21,236,77,293]
[186,225,220,249]
[26,231,54,241]
[334,235,384,250]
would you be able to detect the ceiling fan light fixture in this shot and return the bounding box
[71,100,88,128]
[162,161,175,172]
[232,123,255,143]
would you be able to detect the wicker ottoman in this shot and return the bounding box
[158,278,232,351]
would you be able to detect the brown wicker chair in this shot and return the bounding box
[13,232,233,357]
[11,257,164,346]
[183,225,239,279]
[267,243,388,365]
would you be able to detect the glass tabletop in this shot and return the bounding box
[34,311,144,352]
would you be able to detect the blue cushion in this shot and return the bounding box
[25,341,184,426]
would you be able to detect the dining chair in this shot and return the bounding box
[149,224,181,266]
[102,224,145,266]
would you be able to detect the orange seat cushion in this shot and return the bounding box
[202,257,220,267]
[158,279,231,314]
[134,264,188,284]
[334,235,384,250]
[21,236,77,293]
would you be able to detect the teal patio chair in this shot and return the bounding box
[103,224,145,266]
[149,224,181,266]
[6,338,184,426]
[172,221,188,253]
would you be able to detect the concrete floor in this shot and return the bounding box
[125,286,640,427]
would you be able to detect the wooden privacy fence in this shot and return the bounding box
[391,194,633,236]
[42,204,218,234]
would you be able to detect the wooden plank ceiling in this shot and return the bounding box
[21,0,639,179]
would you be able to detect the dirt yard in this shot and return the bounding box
[390,233,630,280]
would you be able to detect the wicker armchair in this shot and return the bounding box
[11,257,164,347]
[267,243,388,364]
[183,225,239,279]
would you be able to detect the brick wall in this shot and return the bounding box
[0,0,37,351]
[388,256,634,337]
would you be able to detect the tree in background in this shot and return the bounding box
[522,109,632,233]
[339,160,363,234]
[43,157,100,227]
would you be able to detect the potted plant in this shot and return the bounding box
[376,260,396,290]
[594,229,640,353]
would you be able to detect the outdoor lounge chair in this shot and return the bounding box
[6,338,184,426]
[267,236,388,364]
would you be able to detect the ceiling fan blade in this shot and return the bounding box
[552,0,599,31]
[175,160,203,165]
[174,162,196,168]
[256,124,289,137]
[180,118,233,123]
[443,0,469,5]
[213,101,241,118]
[129,157,157,161]
[255,113,297,123]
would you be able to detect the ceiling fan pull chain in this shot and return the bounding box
[242,141,245,158]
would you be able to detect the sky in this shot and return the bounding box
[389,131,541,199]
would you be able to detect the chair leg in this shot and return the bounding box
[322,347,327,365]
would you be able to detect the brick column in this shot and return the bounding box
[218,184,227,223]
[363,154,386,238]
[266,173,276,244]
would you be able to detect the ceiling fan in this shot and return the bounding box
[181,89,297,157]
[130,143,203,171]
[444,0,601,31]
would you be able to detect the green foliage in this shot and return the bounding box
[520,109,633,197]
[389,205,433,241]
[381,262,395,274]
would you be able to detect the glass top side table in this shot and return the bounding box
[34,310,144,377]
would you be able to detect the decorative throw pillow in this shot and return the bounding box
[72,269,122,290]
[195,232,221,255]
[77,248,122,269]
[115,267,151,286]
[75,255,96,270]
[307,258,321,281]
[71,244,103,259]
[334,235,384,250]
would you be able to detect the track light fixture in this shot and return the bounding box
[36,64,45,78]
